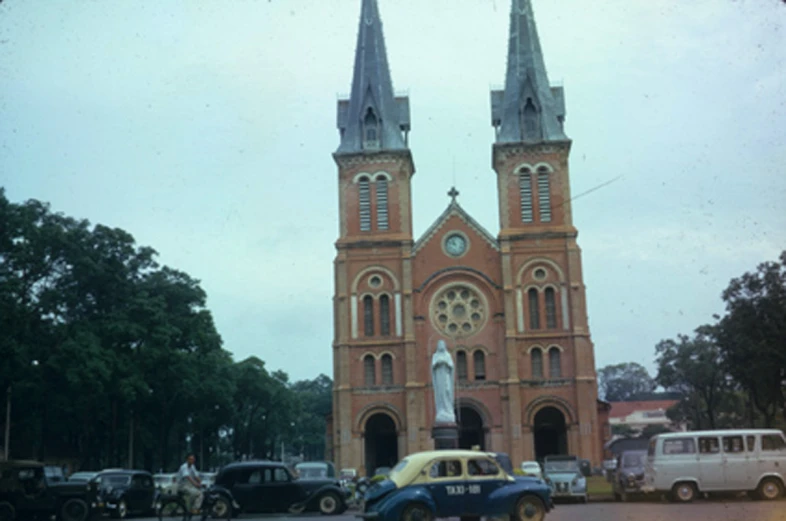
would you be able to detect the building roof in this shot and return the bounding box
[491,0,568,144]
[608,400,679,420]
[336,0,409,154]
[413,195,499,254]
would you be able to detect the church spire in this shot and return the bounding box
[336,0,410,155]
[491,0,568,144]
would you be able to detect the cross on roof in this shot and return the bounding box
[448,187,459,203]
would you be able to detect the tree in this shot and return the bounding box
[597,362,656,402]
[713,251,786,426]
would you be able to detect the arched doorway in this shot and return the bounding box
[533,406,568,461]
[457,406,485,450]
[364,413,398,477]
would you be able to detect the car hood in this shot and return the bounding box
[364,479,396,504]
[620,466,645,476]
[545,472,581,482]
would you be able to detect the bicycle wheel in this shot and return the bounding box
[158,498,188,521]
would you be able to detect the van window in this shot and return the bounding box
[761,434,786,452]
[699,437,721,454]
[722,436,745,453]
[662,438,696,455]
[746,435,756,452]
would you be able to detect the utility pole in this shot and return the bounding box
[4,385,10,461]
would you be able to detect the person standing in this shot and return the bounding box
[178,454,203,513]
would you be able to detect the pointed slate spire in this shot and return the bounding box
[336,0,410,154]
[491,0,568,143]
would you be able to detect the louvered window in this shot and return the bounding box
[379,294,390,336]
[456,351,468,381]
[363,108,380,149]
[376,178,389,230]
[381,354,393,385]
[473,350,486,381]
[545,288,557,329]
[538,169,551,222]
[358,177,371,231]
[531,349,543,378]
[363,296,374,337]
[364,355,376,386]
[519,171,533,223]
[528,288,540,330]
[549,348,562,378]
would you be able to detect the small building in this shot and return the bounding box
[608,400,684,434]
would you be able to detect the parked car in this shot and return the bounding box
[96,470,156,519]
[212,460,348,515]
[612,450,647,501]
[152,473,178,495]
[542,455,587,503]
[359,450,553,521]
[294,462,336,480]
[68,472,100,484]
[0,460,101,521]
[520,461,543,480]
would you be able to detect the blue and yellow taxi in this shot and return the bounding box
[359,450,553,521]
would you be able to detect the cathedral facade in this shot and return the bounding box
[330,0,609,476]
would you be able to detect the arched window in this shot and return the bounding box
[363,108,379,148]
[381,354,393,385]
[473,350,486,381]
[531,348,543,378]
[376,178,389,231]
[363,296,374,337]
[379,294,390,336]
[545,288,557,329]
[358,176,371,231]
[456,350,468,381]
[523,98,539,141]
[549,347,562,378]
[537,168,551,222]
[519,169,533,223]
[363,355,376,386]
[528,288,540,330]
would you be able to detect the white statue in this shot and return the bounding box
[431,340,456,423]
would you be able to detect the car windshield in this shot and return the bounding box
[387,459,408,481]
[69,473,96,482]
[522,463,540,471]
[297,467,327,479]
[101,475,131,488]
[622,453,646,467]
[544,460,579,472]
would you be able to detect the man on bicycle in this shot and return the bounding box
[178,454,203,513]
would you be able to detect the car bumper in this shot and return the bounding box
[639,485,656,493]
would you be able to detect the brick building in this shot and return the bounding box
[330,0,606,475]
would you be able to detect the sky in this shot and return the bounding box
[1,0,784,383]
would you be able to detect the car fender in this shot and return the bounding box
[487,480,552,513]
[303,484,346,508]
[208,485,240,510]
[372,486,436,521]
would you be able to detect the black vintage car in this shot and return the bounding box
[0,460,100,521]
[212,461,348,515]
[96,470,156,519]
[612,450,648,502]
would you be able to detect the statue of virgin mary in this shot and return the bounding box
[431,340,456,423]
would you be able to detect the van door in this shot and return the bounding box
[758,433,786,483]
[697,436,724,490]
[721,434,752,491]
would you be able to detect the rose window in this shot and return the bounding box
[431,285,487,337]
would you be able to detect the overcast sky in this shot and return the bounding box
[1,0,784,383]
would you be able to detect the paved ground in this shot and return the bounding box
[139,499,786,521]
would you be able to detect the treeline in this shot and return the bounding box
[0,189,331,471]
[599,250,786,430]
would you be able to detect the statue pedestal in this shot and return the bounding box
[432,422,459,450]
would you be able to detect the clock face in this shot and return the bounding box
[444,233,467,257]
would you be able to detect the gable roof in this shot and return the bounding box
[609,400,679,420]
[413,200,499,254]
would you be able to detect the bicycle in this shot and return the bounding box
[157,486,232,521]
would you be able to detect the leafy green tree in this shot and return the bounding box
[598,362,656,402]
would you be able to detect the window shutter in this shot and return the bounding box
[359,178,371,231]
[528,288,540,330]
[545,288,557,329]
[379,295,390,336]
[381,354,393,385]
[364,355,376,386]
[519,171,533,223]
[549,348,561,378]
[363,296,374,336]
[376,179,389,231]
[457,351,468,381]
[537,170,551,222]
[531,349,543,378]
[473,350,486,381]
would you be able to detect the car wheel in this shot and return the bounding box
[210,497,231,519]
[670,482,697,503]
[114,499,128,519]
[514,494,545,521]
[755,477,784,501]
[318,493,341,515]
[61,498,90,521]
[0,501,16,521]
[400,503,432,521]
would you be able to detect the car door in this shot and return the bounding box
[424,458,465,518]
[697,436,724,490]
[228,469,261,512]
[463,457,507,516]
[721,434,751,490]
[264,467,301,512]
[126,474,146,512]
[16,467,56,515]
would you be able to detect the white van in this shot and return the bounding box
[642,429,786,502]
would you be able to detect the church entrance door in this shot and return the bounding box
[363,413,398,477]
[457,406,485,450]
[533,406,568,460]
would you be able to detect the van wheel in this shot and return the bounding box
[670,482,697,503]
[755,477,784,501]
[61,498,89,521]
[0,501,16,521]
